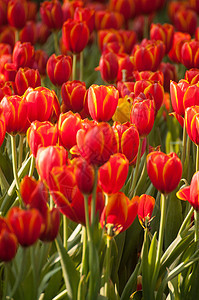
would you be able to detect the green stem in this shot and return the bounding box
[18,135,24,170]
[186,136,191,182]
[196,145,199,172]
[28,154,35,177]
[181,122,187,166]
[84,195,91,241]
[10,135,20,191]
[15,29,19,42]
[72,54,77,81]
[53,31,60,55]
[91,168,98,231]
[80,51,84,81]
[0,166,9,192]
[80,226,88,277]
[179,206,194,235]
[129,138,144,198]
[194,210,199,244]
[151,193,167,291]
[2,263,9,300]
[56,86,62,105]
[31,245,38,300]
[143,15,149,39]
[63,215,68,250]
[104,235,112,297]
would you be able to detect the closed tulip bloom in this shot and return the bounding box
[47,54,72,87]
[24,87,54,123]
[58,111,82,150]
[97,52,118,83]
[19,21,37,45]
[7,0,28,29]
[150,23,174,54]
[74,157,95,195]
[33,50,49,77]
[0,218,18,262]
[74,7,95,34]
[177,171,199,211]
[62,19,89,54]
[98,29,122,53]
[0,1,7,27]
[181,40,199,69]
[100,192,139,236]
[95,10,124,31]
[134,80,164,112]
[13,41,35,70]
[1,95,28,134]
[138,194,155,229]
[130,94,155,138]
[15,68,41,96]
[174,9,197,36]
[0,105,6,147]
[117,81,135,97]
[62,0,84,21]
[99,153,129,194]
[0,26,15,49]
[88,84,119,122]
[76,122,117,166]
[170,80,190,116]
[185,68,199,84]
[133,70,164,84]
[8,207,43,247]
[168,31,191,64]
[61,80,86,113]
[27,121,58,157]
[36,145,68,185]
[159,62,177,92]
[117,54,134,82]
[185,106,199,145]
[132,39,165,72]
[118,30,137,54]
[40,207,60,242]
[112,122,140,165]
[147,151,182,194]
[109,0,136,20]
[36,22,51,45]
[40,0,63,30]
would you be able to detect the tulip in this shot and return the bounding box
[139,0,165,14]
[12,41,34,70]
[130,94,155,138]
[185,68,199,84]
[61,80,86,113]
[19,21,37,45]
[88,84,119,122]
[168,31,191,64]
[189,0,199,14]
[27,121,58,157]
[150,23,174,54]
[185,106,199,145]
[58,111,82,150]
[0,26,15,49]
[102,41,124,54]
[118,30,137,54]
[40,0,63,30]
[117,53,134,81]
[159,62,177,93]
[109,0,136,20]
[177,171,199,211]
[23,87,54,123]
[33,50,49,77]
[2,62,17,82]
[97,52,118,83]
[48,164,104,225]
[8,207,43,247]
[132,39,165,72]
[133,70,164,84]
[0,82,13,101]
[1,95,28,134]
[15,68,41,96]
[181,40,199,69]
[0,217,18,261]
[74,157,95,195]
[98,153,129,194]
[74,7,95,34]
[36,145,68,185]
[40,207,60,242]
[168,1,190,23]
[174,9,197,36]
[112,122,140,165]
[137,194,155,229]
[76,122,117,166]
[147,151,182,194]
[100,192,139,236]
[36,22,51,45]
[0,1,7,27]
[62,19,89,54]
[0,105,6,147]
[117,81,135,97]
[62,0,84,21]
[46,54,72,87]
[7,0,28,29]
[95,10,124,31]
[98,29,122,53]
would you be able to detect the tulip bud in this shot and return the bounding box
[15,68,41,96]
[47,54,72,87]
[19,21,37,45]
[74,157,95,194]
[13,41,34,70]
[74,7,95,34]
[61,80,86,113]
[97,52,118,83]
[40,0,63,30]
[138,194,155,229]
[7,0,28,29]
[150,23,174,54]
[40,207,60,242]
[0,217,18,262]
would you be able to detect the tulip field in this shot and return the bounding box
[1,0,199,299]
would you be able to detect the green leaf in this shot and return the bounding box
[120,261,140,300]
[38,266,62,296]
[55,237,80,300]
[148,232,157,276]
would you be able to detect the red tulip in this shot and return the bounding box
[185,106,199,145]
[109,0,136,20]
[62,0,84,21]
[47,54,72,87]
[95,10,124,31]
[97,52,118,83]
[40,207,60,242]
[33,50,49,76]
[147,151,182,194]
[36,22,51,45]
[0,105,6,147]
[0,217,18,261]
[137,194,155,228]
[98,153,129,194]
[62,19,89,54]
[133,70,164,84]
[159,62,177,93]
[74,157,95,195]
[7,0,28,29]
[117,53,134,81]
[8,207,43,247]
[174,9,197,36]
[12,41,34,70]
[168,31,191,64]
[100,192,139,236]
[27,120,58,157]
[19,21,37,45]
[150,23,174,54]
[74,7,95,34]
[61,80,86,113]
[15,68,41,96]
[181,40,199,69]
[88,84,119,121]
[185,68,199,84]
[40,0,63,30]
